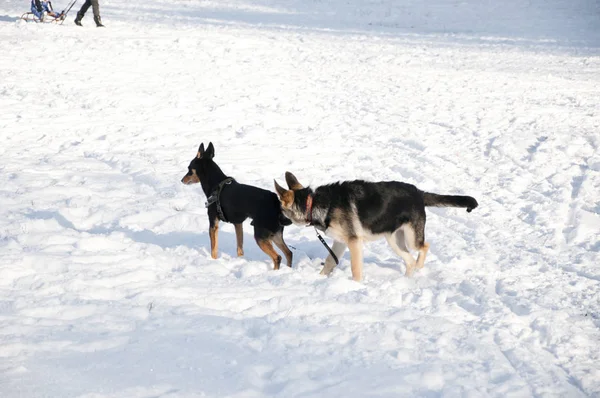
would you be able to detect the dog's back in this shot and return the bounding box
[220,182,286,232]
[313,180,425,235]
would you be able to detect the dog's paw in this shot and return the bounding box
[237,248,244,257]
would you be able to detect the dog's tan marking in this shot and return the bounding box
[285,172,304,190]
[272,231,293,267]
[256,238,282,270]
[209,219,219,259]
[182,169,200,185]
[234,223,244,257]
[274,181,295,208]
[416,242,430,269]
[347,238,363,281]
[322,208,353,242]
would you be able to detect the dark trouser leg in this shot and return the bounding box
[91,0,103,26]
[74,0,91,24]
[77,0,91,17]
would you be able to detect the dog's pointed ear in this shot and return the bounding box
[285,172,303,190]
[197,143,205,159]
[274,180,287,197]
[274,180,295,208]
[205,142,215,159]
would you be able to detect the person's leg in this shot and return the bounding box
[74,0,91,25]
[31,0,43,19]
[42,2,58,18]
[91,0,103,27]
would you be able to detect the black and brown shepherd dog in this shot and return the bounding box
[274,172,478,281]
[181,143,293,269]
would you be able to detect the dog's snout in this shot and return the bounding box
[181,173,199,185]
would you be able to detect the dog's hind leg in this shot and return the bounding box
[348,238,364,282]
[416,242,430,270]
[320,240,347,276]
[272,229,293,268]
[209,218,220,259]
[386,228,417,277]
[403,221,429,271]
[234,223,244,257]
[254,227,282,270]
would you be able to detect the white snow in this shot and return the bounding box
[1,0,599,396]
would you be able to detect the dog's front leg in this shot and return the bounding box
[209,218,219,259]
[347,238,364,282]
[320,240,347,276]
[234,223,244,257]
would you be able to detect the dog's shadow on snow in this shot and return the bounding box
[26,210,293,263]
[27,209,205,249]
[26,210,409,269]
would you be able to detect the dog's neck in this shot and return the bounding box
[304,190,328,230]
[200,162,229,197]
[305,194,314,224]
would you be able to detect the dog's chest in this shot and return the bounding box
[323,221,349,242]
[323,217,386,243]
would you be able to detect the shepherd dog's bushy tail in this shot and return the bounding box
[423,192,478,213]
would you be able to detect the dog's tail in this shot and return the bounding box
[423,192,478,213]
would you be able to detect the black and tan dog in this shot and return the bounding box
[182,143,292,269]
[274,172,478,281]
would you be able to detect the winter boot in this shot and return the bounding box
[74,12,83,26]
[94,15,104,27]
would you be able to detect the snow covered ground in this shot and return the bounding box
[1,0,599,396]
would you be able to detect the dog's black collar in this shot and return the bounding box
[205,177,234,222]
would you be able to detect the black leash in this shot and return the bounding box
[205,177,234,222]
[314,227,339,265]
[305,196,338,265]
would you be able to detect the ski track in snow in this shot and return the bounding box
[1,0,599,396]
